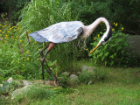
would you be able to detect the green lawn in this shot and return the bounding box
[1,65,140,105]
[12,67,140,105]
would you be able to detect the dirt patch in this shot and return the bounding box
[32,80,58,86]
[0,18,6,23]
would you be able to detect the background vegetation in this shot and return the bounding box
[0,0,139,81]
[0,0,140,104]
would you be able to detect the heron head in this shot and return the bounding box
[88,27,112,55]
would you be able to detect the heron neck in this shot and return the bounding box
[82,17,111,38]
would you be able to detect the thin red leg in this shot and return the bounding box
[40,45,49,57]
[40,42,57,83]
[40,45,49,80]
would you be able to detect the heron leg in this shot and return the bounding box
[40,45,49,57]
[40,45,49,81]
[40,42,57,83]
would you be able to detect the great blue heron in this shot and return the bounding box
[29,17,112,83]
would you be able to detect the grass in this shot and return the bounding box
[32,66,140,105]
[28,83,140,105]
[1,60,139,105]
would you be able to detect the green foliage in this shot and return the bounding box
[94,68,108,82]
[0,0,30,21]
[18,0,84,73]
[58,76,71,88]
[25,85,55,99]
[72,0,140,34]
[13,84,75,102]
[50,41,84,73]
[18,0,72,32]
[0,0,139,82]
[0,0,82,80]
[0,80,20,96]
[78,69,94,84]
[12,85,55,102]
[0,82,10,95]
[104,0,140,34]
[89,27,130,67]
[0,22,43,79]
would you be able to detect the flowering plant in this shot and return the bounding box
[89,23,130,67]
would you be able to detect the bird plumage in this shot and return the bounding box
[28,17,112,84]
[29,21,84,43]
[29,17,112,45]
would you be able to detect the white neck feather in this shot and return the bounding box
[82,17,111,38]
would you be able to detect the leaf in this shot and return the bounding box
[101,56,105,61]
[105,52,109,57]
[110,61,114,66]
[105,61,108,66]
[110,55,114,59]
[121,50,124,54]
[117,46,122,50]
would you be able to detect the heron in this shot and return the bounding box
[29,17,112,83]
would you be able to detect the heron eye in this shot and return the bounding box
[101,41,106,45]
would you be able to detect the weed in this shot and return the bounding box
[78,69,95,84]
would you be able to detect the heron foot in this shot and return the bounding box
[41,70,58,84]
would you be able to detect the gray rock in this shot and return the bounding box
[11,85,31,99]
[81,65,88,71]
[22,80,32,86]
[81,65,95,73]
[77,71,81,75]
[81,65,95,77]
[57,77,65,82]
[127,35,140,56]
[0,84,3,87]
[69,74,79,84]
[7,77,13,83]
[87,80,93,85]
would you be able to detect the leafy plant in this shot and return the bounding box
[0,21,42,79]
[0,82,10,96]
[18,0,84,74]
[12,84,56,102]
[0,80,21,96]
[78,69,95,84]
[89,27,130,67]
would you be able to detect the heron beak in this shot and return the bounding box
[88,43,101,55]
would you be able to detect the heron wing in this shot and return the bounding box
[29,21,83,43]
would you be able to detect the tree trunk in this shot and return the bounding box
[8,0,12,22]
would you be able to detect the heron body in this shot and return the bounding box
[29,21,84,43]
[29,17,112,84]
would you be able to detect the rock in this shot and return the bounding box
[69,74,79,84]
[127,35,140,56]
[77,71,81,75]
[87,80,93,85]
[11,85,31,99]
[61,72,70,77]
[7,77,13,83]
[0,84,3,87]
[81,65,95,73]
[81,65,95,77]
[22,80,32,86]
[11,80,33,99]
[81,65,88,71]
[57,77,64,81]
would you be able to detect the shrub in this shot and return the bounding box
[0,22,42,79]
[89,26,131,67]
